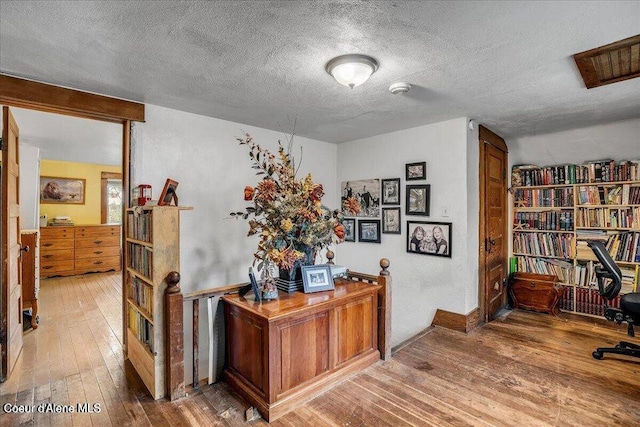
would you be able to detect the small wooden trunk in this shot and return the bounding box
[510,272,561,315]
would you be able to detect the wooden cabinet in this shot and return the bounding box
[510,272,562,315]
[39,225,121,277]
[223,280,381,422]
[125,206,186,399]
[20,230,39,329]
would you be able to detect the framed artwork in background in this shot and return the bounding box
[382,207,401,234]
[158,178,179,206]
[343,218,356,242]
[341,178,380,217]
[381,178,401,205]
[358,219,381,243]
[40,176,86,204]
[406,184,430,216]
[407,221,452,257]
[405,162,426,180]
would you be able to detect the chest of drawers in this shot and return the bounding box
[40,225,121,278]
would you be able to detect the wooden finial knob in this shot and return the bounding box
[326,250,335,265]
[165,271,181,293]
[379,258,390,276]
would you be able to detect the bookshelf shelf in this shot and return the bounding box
[125,206,185,400]
[512,160,640,318]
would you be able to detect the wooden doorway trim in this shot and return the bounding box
[0,75,142,380]
[478,126,508,322]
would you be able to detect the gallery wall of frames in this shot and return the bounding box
[341,161,452,257]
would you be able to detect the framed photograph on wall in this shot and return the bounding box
[341,178,380,217]
[40,176,86,204]
[405,162,426,181]
[358,219,381,243]
[381,178,401,205]
[382,207,401,234]
[407,221,452,257]
[302,265,335,293]
[343,218,356,242]
[406,184,430,216]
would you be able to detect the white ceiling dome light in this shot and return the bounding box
[325,54,379,89]
[389,82,412,95]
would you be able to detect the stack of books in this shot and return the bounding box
[49,216,74,226]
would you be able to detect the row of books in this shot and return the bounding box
[576,206,640,229]
[576,184,640,206]
[515,256,573,283]
[575,262,637,292]
[558,285,622,315]
[128,242,153,278]
[127,211,153,242]
[513,188,574,207]
[513,233,574,258]
[512,160,640,187]
[128,306,154,353]
[128,276,153,316]
[514,211,574,231]
[604,232,640,263]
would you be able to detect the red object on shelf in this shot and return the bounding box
[137,184,152,206]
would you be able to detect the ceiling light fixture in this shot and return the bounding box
[325,54,379,89]
[389,82,412,95]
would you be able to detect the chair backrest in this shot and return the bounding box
[588,241,622,301]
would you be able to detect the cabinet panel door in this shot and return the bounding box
[276,311,330,395]
[335,295,376,366]
[227,308,265,394]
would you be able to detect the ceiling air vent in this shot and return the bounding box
[573,34,640,89]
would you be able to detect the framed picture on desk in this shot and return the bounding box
[301,265,334,293]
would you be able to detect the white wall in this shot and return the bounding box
[509,117,640,166]
[130,103,338,383]
[19,144,40,230]
[336,118,478,346]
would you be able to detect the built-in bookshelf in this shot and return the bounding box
[125,206,186,399]
[512,160,640,318]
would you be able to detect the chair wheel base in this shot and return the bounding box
[592,351,603,360]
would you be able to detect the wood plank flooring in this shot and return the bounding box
[2,272,639,426]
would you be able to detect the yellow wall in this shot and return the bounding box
[40,160,121,225]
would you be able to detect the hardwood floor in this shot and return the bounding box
[2,272,639,426]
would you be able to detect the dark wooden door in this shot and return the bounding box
[2,106,23,380]
[480,126,508,322]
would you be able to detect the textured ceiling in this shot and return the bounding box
[1,1,639,143]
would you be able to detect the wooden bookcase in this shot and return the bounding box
[125,206,186,399]
[511,162,640,318]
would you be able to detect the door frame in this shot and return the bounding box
[478,125,508,322]
[0,74,144,380]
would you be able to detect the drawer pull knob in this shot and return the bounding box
[530,282,536,288]
[43,266,52,270]
[94,261,103,265]
[43,254,53,259]
[94,240,103,244]
[94,251,103,254]
[43,243,53,247]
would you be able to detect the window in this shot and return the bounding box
[101,172,123,224]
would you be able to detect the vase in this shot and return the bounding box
[278,244,316,283]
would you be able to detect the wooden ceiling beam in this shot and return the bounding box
[0,74,144,123]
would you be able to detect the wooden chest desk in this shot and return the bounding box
[222,279,381,422]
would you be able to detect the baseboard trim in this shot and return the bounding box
[432,308,483,333]
[391,326,435,355]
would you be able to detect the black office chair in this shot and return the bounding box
[589,241,640,360]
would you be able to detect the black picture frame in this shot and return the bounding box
[382,207,401,234]
[381,178,401,205]
[407,221,452,257]
[406,184,430,216]
[405,162,426,181]
[343,218,356,242]
[158,178,179,206]
[248,267,261,302]
[358,219,381,243]
[302,264,335,293]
